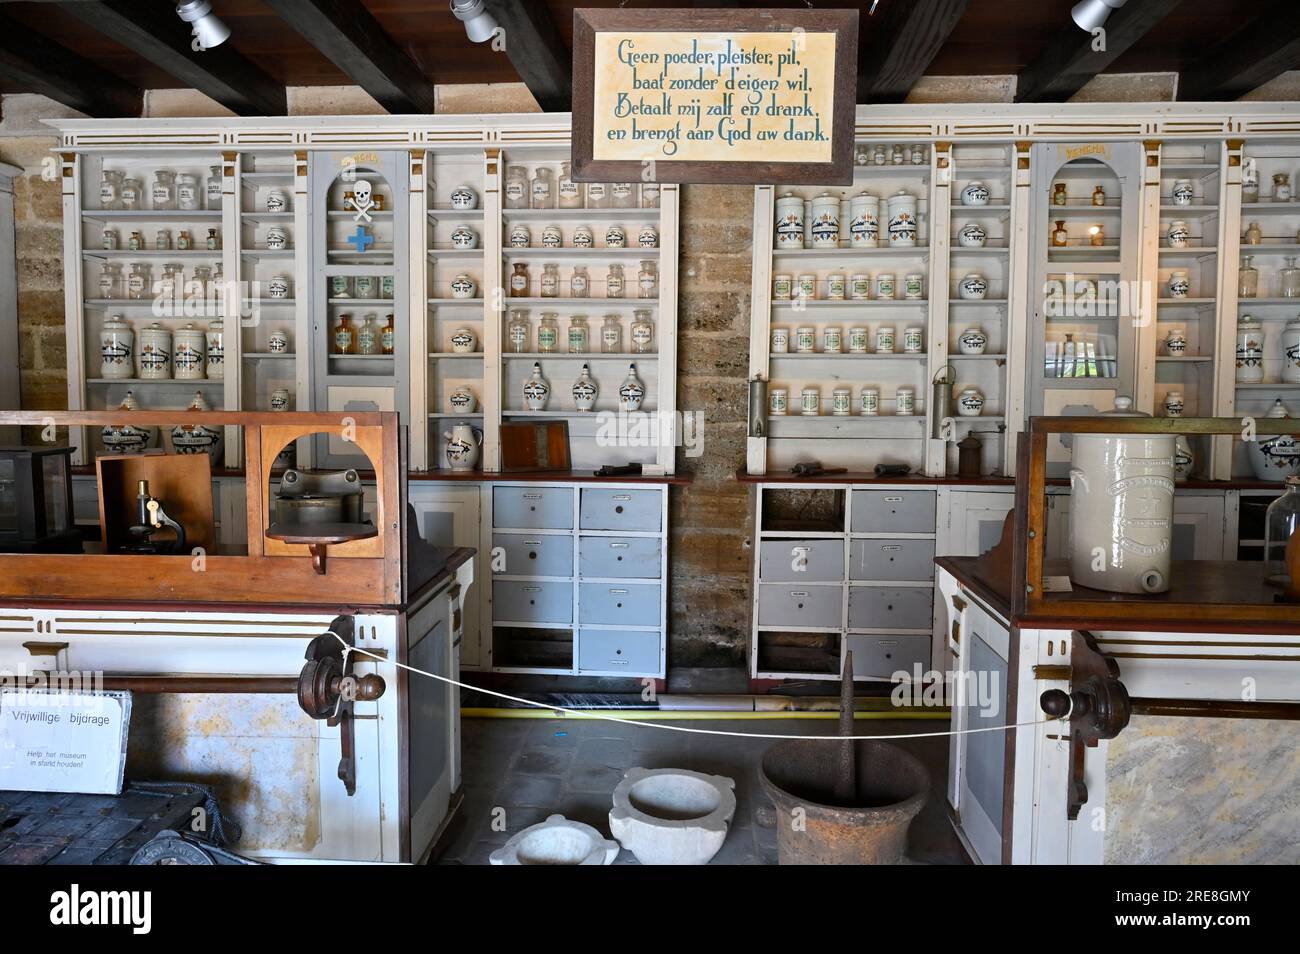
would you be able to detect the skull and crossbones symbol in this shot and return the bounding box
[348,179,375,222]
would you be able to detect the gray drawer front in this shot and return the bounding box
[493,487,573,529]
[847,634,931,680]
[492,580,572,625]
[851,490,936,534]
[756,584,842,629]
[848,586,934,630]
[578,629,661,675]
[759,538,844,583]
[493,533,573,579]
[579,536,662,579]
[578,582,661,627]
[850,539,935,582]
[579,488,661,532]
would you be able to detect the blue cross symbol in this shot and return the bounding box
[346,225,375,253]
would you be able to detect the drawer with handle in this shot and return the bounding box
[848,586,934,631]
[492,486,573,530]
[756,583,843,629]
[577,582,661,626]
[579,488,661,532]
[492,533,573,579]
[850,490,936,534]
[759,538,844,583]
[577,629,662,675]
[578,536,662,579]
[846,634,931,680]
[849,539,935,582]
[492,580,572,625]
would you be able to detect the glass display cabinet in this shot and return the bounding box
[0,445,80,553]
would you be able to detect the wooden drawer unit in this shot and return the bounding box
[578,536,662,579]
[492,486,573,530]
[579,488,662,532]
[492,533,573,579]
[851,490,936,534]
[846,634,931,680]
[757,583,843,629]
[492,580,573,625]
[577,629,662,675]
[848,585,935,631]
[758,538,845,583]
[577,582,661,627]
[849,539,936,582]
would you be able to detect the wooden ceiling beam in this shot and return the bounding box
[1017,0,1185,103]
[492,0,571,113]
[858,0,970,104]
[259,0,437,114]
[57,0,286,116]
[1178,2,1300,101]
[0,10,141,116]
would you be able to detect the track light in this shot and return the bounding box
[177,0,231,50]
[1071,0,1128,32]
[451,0,499,44]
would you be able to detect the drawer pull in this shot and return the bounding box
[790,590,809,597]
[884,496,903,502]
[522,493,543,499]
[609,542,629,549]
[880,545,902,552]
[523,586,541,592]
[524,539,541,546]
[612,494,632,501]
[609,588,629,595]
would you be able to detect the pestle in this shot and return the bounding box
[834,650,856,805]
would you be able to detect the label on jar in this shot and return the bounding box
[510,273,529,293]
[177,183,197,207]
[100,182,117,205]
[569,329,588,351]
[541,273,559,296]
[607,275,625,297]
[357,326,377,351]
[639,276,656,296]
[532,180,551,201]
[538,327,558,350]
[572,273,589,296]
[632,325,653,348]
[904,329,924,352]
[99,275,115,296]
[505,180,527,203]
[127,274,145,296]
[381,328,394,352]
[334,328,354,351]
[508,325,528,349]
[587,183,608,202]
[152,184,171,204]
[355,276,375,296]
[602,328,621,349]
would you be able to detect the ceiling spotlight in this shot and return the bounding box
[1071,0,1128,32]
[451,0,499,44]
[177,0,231,50]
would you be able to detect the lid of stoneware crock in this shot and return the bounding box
[1104,396,1149,417]
[1265,398,1290,419]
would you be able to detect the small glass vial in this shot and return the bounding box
[872,144,886,166]
[558,161,582,208]
[509,262,531,298]
[891,145,905,165]
[1051,220,1069,247]
[571,265,591,298]
[154,229,170,251]
[121,177,142,211]
[1239,255,1259,298]
[206,166,222,210]
[102,228,119,251]
[586,181,609,209]
[530,166,555,209]
[601,315,623,353]
[206,228,220,251]
[127,230,142,252]
[607,263,626,299]
[631,310,654,353]
[356,313,381,355]
[127,262,152,300]
[537,313,560,353]
[504,165,529,209]
[1052,182,1067,206]
[1244,221,1263,245]
[333,314,355,355]
[507,309,531,353]
[152,169,176,211]
[540,263,560,298]
[1264,476,1300,585]
[910,143,927,164]
[638,260,658,299]
[189,265,211,300]
[568,314,590,353]
[1274,172,1292,202]
[381,314,395,354]
[1092,185,1106,207]
[177,229,192,251]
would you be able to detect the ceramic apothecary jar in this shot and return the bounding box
[450,327,477,354]
[1168,270,1190,298]
[451,225,479,250]
[101,391,156,454]
[450,185,478,210]
[523,363,550,410]
[960,181,990,206]
[451,274,477,299]
[138,322,173,379]
[443,423,482,472]
[956,387,984,416]
[99,315,134,379]
[1247,399,1300,480]
[1236,318,1265,383]
[1167,220,1191,249]
[774,192,805,250]
[958,327,988,355]
[170,391,221,459]
[886,191,917,247]
[173,323,206,380]
[809,192,841,248]
[1164,326,1187,356]
[958,272,988,300]
[848,193,879,248]
[1068,397,1175,594]
[957,222,986,248]
[572,364,598,412]
[205,317,224,380]
[1282,319,1300,383]
[619,363,646,412]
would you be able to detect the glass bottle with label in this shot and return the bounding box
[1282,256,1300,298]
[1239,255,1259,298]
[356,313,380,355]
[128,231,143,251]
[189,265,211,301]
[641,182,661,208]
[568,314,589,353]
[631,309,654,353]
[558,161,582,208]
[607,263,625,299]
[102,228,119,251]
[586,181,609,209]
[504,165,529,209]
[507,309,531,353]
[530,166,555,209]
[152,170,176,211]
[601,315,623,353]
[509,262,531,298]
[121,177,141,211]
[1264,476,1300,585]
[127,262,152,300]
[638,260,658,299]
[610,182,636,209]
[333,314,355,354]
[206,228,220,251]
[177,229,192,251]
[206,166,222,210]
[98,262,123,299]
[176,173,201,211]
[100,169,124,210]
[381,314,395,354]
[155,229,170,251]
[540,263,560,298]
[570,265,590,298]
[537,313,560,353]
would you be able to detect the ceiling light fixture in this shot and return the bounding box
[1070,0,1128,32]
[451,0,499,44]
[177,0,231,50]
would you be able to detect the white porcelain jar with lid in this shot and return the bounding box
[956,387,984,416]
[523,363,550,410]
[1282,319,1300,383]
[170,391,221,459]
[809,192,841,248]
[958,272,988,300]
[173,323,206,379]
[1236,317,1265,383]
[960,181,990,206]
[1247,399,1300,480]
[450,184,478,210]
[100,315,134,379]
[1164,326,1187,356]
[886,190,917,247]
[957,222,986,247]
[618,363,646,411]
[572,364,598,411]
[1068,396,1175,594]
[848,193,879,248]
[958,327,987,355]
[101,390,155,454]
[205,317,224,379]
[1168,270,1190,297]
[774,192,805,250]
[1171,179,1194,206]
[138,322,173,379]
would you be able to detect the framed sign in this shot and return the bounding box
[572,7,859,185]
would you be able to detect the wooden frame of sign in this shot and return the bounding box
[572,7,858,185]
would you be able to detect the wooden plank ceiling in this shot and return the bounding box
[0,0,1295,118]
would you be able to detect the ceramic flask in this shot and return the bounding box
[619,363,646,412]
[444,423,483,472]
[1247,399,1300,480]
[523,363,550,411]
[572,364,599,411]
[1068,396,1175,594]
[170,391,222,459]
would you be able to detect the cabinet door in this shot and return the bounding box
[958,600,1010,866]
[942,490,1015,557]
[1172,493,1227,561]
[408,485,483,667]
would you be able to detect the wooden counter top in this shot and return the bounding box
[73,466,693,485]
[737,469,1288,490]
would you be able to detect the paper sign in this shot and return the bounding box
[0,689,132,795]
